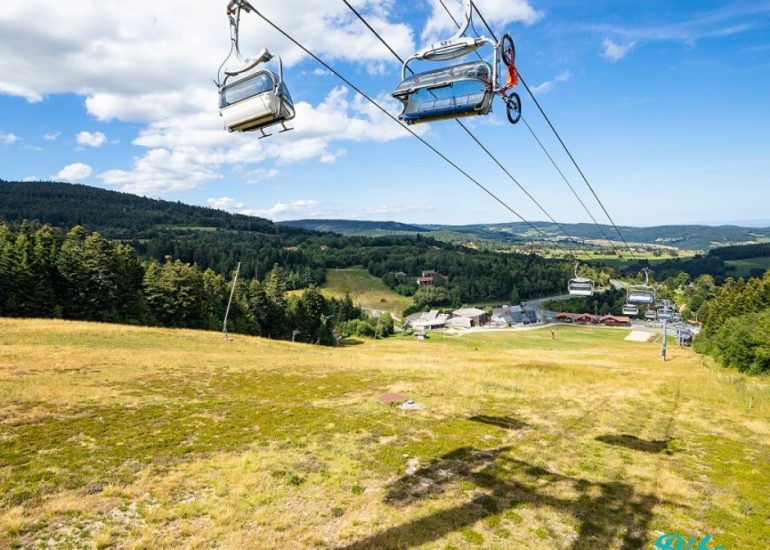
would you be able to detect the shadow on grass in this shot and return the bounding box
[338,338,365,347]
[596,434,672,454]
[469,415,528,430]
[337,446,671,550]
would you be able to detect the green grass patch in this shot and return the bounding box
[319,267,412,316]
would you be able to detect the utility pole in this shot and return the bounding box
[661,319,667,362]
[223,261,241,340]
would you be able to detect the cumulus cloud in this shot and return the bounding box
[98,86,413,195]
[421,0,544,44]
[602,38,637,61]
[0,1,427,196]
[530,70,571,95]
[1,132,19,145]
[101,147,222,194]
[262,199,321,217]
[55,162,93,182]
[76,130,107,147]
[206,197,325,221]
[43,132,61,141]
[207,197,245,212]
[365,204,434,216]
[244,168,279,183]
[0,1,414,112]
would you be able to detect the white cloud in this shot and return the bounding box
[244,168,279,183]
[207,197,245,212]
[0,1,425,196]
[76,130,107,147]
[0,1,414,112]
[22,176,38,182]
[262,199,321,217]
[587,4,770,46]
[101,147,222,195]
[601,38,637,61]
[365,204,434,216]
[530,70,571,95]
[55,162,93,182]
[43,132,61,141]
[97,86,414,195]
[205,197,327,221]
[421,0,544,44]
[1,132,19,145]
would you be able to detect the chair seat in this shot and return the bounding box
[403,91,489,123]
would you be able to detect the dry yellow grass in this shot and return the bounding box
[0,318,768,549]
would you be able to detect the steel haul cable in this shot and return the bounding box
[465,0,638,260]
[342,0,593,258]
[246,4,568,252]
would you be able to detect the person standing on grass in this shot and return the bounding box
[551,329,555,341]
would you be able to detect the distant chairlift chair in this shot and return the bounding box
[622,303,639,316]
[626,268,655,305]
[644,309,657,321]
[567,261,595,297]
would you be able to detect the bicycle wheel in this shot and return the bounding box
[506,93,521,124]
[500,33,515,67]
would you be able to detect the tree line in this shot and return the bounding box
[0,181,580,307]
[695,270,770,374]
[0,221,392,345]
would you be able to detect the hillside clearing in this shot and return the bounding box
[725,257,770,277]
[320,267,412,317]
[0,319,768,549]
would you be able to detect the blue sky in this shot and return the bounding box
[1,0,769,226]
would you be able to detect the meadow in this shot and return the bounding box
[319,268,413,317]
[0,319,768,549]
[725,257,770,278]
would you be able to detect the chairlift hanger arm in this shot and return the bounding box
[227,0,256,15]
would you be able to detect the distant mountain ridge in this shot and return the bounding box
[1,180,767,251]
[280,219,770,251]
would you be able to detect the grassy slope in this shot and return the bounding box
[320,267,412,317]
[0,319,768,549]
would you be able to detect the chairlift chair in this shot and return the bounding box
[657,309,673,322]
[622,304,639,316]
[627,268,655,305]
[216,1,295,137]
[567,261,595,297]
[644,309,657,321]
[391,0,521,126]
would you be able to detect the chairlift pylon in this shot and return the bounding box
[391,0,521,126]
[216,1,296,136]
[567,260,594,297]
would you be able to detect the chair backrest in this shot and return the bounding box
[220,70,277,108]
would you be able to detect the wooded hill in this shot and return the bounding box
[0,180,572,305]
[282,219,770,251]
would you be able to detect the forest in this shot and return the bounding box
[695,271,770,374]
[0,181,574,305]
[0,221,393,345]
